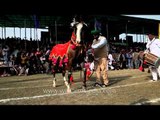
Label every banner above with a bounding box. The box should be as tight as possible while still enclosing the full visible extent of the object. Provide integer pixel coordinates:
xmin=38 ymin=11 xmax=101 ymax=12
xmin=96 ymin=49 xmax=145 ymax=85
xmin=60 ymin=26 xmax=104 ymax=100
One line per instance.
xmin=33 ymin=15 xmax=39 ymax=28
xmin=94 ymin=18 xmax=101 ymax=31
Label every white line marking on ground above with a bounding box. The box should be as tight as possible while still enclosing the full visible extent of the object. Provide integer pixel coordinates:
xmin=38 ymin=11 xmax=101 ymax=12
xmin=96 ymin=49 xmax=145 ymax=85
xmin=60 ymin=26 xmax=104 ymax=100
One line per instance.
xmin=0 ymin=81 xmax=153 ymax=103
xmin=0 ymin=85 xmax=50 ymax=90
xmin=134 ymin=98 xmax=160 ymax=105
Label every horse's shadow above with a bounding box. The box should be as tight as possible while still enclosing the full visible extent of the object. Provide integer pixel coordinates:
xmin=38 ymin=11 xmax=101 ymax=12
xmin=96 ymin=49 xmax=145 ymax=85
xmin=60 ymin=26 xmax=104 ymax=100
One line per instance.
xmin=108 ymin=75 xmax=132 ymax=86
xmin=74 ymin=74 xmax=132 ymax=91
xmin=91 ymin=75 xmax=132 ymax=85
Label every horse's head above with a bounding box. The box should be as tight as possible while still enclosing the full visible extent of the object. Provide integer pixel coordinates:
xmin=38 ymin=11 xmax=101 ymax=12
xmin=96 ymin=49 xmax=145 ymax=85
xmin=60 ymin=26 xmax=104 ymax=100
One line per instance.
xmin=70 ymin=17 xmax=87 ymax=44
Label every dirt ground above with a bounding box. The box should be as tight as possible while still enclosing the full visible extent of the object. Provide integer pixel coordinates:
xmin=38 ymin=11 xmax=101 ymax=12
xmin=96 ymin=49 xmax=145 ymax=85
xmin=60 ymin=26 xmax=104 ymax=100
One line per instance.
xmin=0 ymin=68 xmax=160 ymax=105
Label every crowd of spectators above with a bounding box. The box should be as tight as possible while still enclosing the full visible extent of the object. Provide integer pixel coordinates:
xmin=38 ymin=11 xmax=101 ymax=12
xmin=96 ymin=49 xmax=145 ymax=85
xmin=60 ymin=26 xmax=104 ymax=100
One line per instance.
xmin=0 ymin=37 xmax=147 ymax=77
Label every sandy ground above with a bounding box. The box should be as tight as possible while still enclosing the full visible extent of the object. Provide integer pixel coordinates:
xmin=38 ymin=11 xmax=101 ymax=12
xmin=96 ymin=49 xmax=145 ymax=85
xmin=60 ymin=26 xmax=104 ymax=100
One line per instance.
xmin=0 ymin=69 xmax=160 ymax=105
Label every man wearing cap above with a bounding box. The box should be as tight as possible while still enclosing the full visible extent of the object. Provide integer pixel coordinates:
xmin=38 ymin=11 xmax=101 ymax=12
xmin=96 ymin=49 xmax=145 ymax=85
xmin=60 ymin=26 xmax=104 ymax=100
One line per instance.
xmin=145 ymin=33 xmax=160 ymax=81
xmin=91 ymin=29 xmax=109 ymax=87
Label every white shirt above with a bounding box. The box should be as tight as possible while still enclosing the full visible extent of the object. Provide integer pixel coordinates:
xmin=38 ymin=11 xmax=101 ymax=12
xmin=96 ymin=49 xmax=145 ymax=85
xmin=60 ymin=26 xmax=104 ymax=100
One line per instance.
xmin=108 ymin=53 xmax=114 ymax=65
xmin=146 ymin=38 xmax=160 ymax=57
xmin=108 ymin=54 xmax=114 ymax=61
xmin=91 ymin=36 xmax=107 ymax=49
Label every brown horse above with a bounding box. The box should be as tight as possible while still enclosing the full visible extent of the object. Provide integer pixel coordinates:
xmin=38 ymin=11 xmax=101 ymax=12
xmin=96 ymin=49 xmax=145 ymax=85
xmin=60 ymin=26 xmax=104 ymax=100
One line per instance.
xmin=49 ymin=18 xmax=88 ymax=93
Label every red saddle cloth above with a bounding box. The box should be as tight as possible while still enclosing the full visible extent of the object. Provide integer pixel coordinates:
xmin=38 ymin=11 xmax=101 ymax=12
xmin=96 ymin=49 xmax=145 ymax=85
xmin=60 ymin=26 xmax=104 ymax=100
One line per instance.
xmin=49 ymin=41 xmax=70 ymax=59
xmin=49 ymin=32 xmax=77 ymax=60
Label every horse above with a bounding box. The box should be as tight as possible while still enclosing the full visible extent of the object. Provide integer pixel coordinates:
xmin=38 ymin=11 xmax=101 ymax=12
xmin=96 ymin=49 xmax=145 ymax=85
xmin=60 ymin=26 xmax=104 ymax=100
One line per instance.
xmin=49 ymin=17 xmax=88 ymax=93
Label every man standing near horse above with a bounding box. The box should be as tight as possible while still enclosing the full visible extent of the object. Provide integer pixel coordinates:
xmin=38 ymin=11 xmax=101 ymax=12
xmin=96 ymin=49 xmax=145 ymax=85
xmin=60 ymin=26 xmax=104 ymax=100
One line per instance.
xmin=91 ymin=29 xmax=109 ymax=87
xmin=145 ymin=32 xmax=160 ymax=81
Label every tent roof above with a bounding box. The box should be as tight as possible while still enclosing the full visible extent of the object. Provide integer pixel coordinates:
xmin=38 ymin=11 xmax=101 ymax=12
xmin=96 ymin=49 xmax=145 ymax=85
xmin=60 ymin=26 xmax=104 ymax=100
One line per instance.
xmin=0 ymin=14 xmax=159 ymax=35
xmin=0 ymin=15 xmax=74 ymax=28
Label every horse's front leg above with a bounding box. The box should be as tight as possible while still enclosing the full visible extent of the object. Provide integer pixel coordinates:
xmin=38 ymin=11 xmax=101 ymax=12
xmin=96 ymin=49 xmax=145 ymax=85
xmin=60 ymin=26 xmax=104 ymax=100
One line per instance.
xmin=61 ymin=68 xmax=71 ymax=93
xmin=65 ymin=69 xmax=72 ymax=93
xmin=64 ymin=62 xmax=75 ymax=93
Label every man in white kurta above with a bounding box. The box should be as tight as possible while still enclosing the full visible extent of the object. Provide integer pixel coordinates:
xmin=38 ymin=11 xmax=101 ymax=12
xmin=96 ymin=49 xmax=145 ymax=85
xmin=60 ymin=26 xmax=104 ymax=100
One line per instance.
xmin=146 ymin=34 xmax=160 ymax=81
xmin=91 ymin=30 xmax=109 ymax=87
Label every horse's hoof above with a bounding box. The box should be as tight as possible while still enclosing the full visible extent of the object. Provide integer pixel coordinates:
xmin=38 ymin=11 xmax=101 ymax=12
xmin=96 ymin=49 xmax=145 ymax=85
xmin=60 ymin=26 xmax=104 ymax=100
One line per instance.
xmin=82 ymin=85 xmax=87 ymax=90
xmin=67 ymin=89 xmax=71 ymax=93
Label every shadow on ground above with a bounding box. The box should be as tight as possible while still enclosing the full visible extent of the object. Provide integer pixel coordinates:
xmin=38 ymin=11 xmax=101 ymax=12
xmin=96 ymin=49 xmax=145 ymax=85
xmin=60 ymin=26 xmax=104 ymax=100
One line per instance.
xmin=130 ymin=98 xmax=151 ymax=105
xmin=73 ymin=75 xmax=132 ymax=91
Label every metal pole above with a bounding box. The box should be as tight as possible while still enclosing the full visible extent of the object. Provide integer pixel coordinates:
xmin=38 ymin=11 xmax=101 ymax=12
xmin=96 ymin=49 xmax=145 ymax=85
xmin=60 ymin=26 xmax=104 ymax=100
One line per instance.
xmin=25 ymin=21 xmax=26 ymax=39
xmin=125 ymin=22 xmax=128 ymax=45
xmin=106 ymin=22 xmax=110 ymax=52
xmin=136 ymin=34 xmax=138 ymax=42
xmin=36 ymin=28 xmax=39 ymax=48
xmin=14 ymin=27 xmax=16 ymax=38
xmin=106 ymin=23 xmax=109 ymax=40
xmin=4 ymin=20 xmax=6 ymax=39
xmin=1 ymin=27 xmax=3 ymax=39
xmin=20 ymin=27 xmax=21 ymax=39
xmin=139 ymin=34 xmax=141 ymax=43
xmin=34 ymin=29 xmax=35 ymax=40
xmin=4 ymin=27 xmax=6 ymax=45
xmin=24 ymin=19 xmax=27 ymax=50
xmin=55 ymin=21 xmax=57 ymax=44
xmin=30 ymin=28 xmax=31 ymax=40
xmin=1 ymin=27 xmax=3 ymax=46
xmin=19 ymin=27 xmax=21 ymax=43
xmin=4 ymin=27 xmax=6 ymax=39
xmin=49 ymin=27 xmax=52 ymax=43
xmin=142 ymin=27 xmax=145 ymax=43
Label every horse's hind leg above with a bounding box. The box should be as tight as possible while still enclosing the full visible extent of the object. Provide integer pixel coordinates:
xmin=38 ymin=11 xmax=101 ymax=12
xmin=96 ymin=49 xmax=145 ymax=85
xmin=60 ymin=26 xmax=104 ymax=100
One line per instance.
xmin=52 ymin=66 xmax=56 ymax=87
xmin=53 ymin=73 xmax=56 ymax=87
xmin=82 ymin=68 xmax=87 ymax=90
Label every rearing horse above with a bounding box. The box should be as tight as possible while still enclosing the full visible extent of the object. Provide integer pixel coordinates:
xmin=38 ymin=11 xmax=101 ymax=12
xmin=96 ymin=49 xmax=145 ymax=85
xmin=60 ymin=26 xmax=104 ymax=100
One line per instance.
xmin=49 ymin=18 xmax=87 ymax=93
